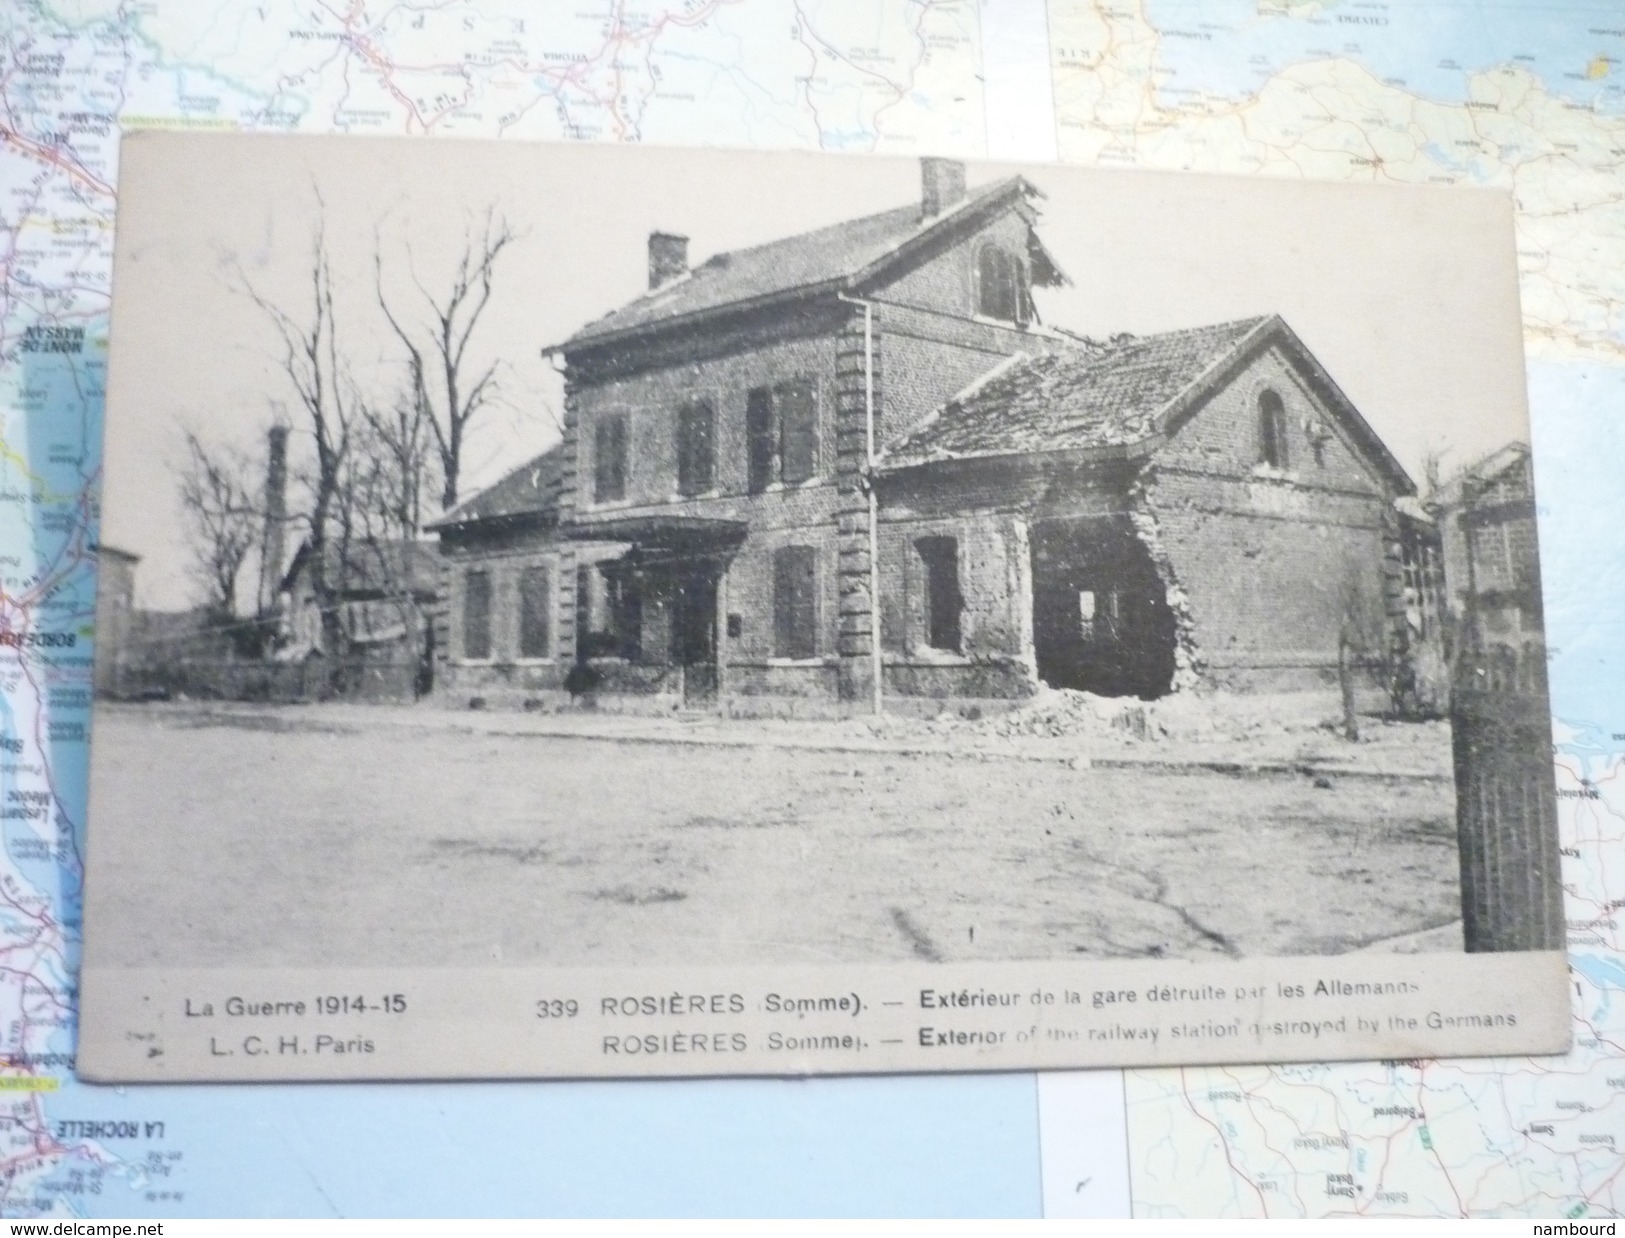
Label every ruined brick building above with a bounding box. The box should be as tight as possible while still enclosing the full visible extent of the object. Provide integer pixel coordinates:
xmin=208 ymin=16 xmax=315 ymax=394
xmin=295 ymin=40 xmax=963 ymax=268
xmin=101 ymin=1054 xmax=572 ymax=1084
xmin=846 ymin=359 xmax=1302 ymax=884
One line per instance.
xmin=431 ymin=158 xmax=1435 ymax=712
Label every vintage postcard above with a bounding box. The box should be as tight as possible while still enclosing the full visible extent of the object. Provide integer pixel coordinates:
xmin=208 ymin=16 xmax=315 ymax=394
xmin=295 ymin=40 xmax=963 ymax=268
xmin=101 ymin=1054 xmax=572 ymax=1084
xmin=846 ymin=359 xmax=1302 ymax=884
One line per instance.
xmin=78 ymin=132 xmax=1568 ymax=1081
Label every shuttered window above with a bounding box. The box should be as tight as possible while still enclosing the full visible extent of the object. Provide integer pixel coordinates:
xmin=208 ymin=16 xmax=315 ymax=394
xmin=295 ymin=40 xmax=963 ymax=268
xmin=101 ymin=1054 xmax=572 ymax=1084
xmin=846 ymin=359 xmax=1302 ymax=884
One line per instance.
xmin=772 ymin=545 xmax=818 ymax=660
xmin=746 ymin=387 xmax=776 ymax=493
xmin=977 ymin=246 xmax=1021 ymax=322
xmin=462 ymin=569 xmax=492 ymax=660
xmin=917 ymin=536 xmax=962 ymax=652
xmin=778 ymin=379 xmax=818 ymax=484
xmin=517 ymin=565 xmax=551 ymax=659
xmin=594 ymin=413 xmax=629 ymax=502
xmin=676 ymin=398 xmax=716 ymax=496
xmin=745 ymin=381 xmax=818 ymax=490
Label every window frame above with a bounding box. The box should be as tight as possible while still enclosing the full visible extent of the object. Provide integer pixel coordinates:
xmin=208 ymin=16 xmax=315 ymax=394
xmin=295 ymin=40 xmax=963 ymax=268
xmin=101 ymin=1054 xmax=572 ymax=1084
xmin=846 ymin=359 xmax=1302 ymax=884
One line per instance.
xmin=975 ymin=243 xmax=1027 ymax=325
xmin=916 ymin=535 xmax=963 ymax=654
xmin=1258 ymin=389 xmax=1290 ymax=471
xmin=745 ymin=379 xmax=821 ymax=492
xmin=593 ymin=412 xmax=630 ymax=504
xmin=515 ymin=563 xmax=553 ymax=662
xmin=1077 ymin=587 xmax=1121 ymax=647
xmin=771 ymin=543 xmax=820 ymax=662
xmin=675 ymin=396 xmax=717 ymax=498
xmin=460 ymin=567 xmax=493 ymax=662
xmin=746 ymin=386 xmax=777 ymax=494
xmin=777 ymin=377 xmax=819 ymax=485
xmin=575 ymin=562 xmax=642 ymax=663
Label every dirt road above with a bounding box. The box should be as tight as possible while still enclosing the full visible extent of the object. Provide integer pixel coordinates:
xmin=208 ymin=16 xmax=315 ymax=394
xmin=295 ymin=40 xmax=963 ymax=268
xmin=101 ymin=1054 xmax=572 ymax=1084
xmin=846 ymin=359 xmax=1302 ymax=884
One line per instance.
xmin=86 ymin=703 xmax=1462 ymax=967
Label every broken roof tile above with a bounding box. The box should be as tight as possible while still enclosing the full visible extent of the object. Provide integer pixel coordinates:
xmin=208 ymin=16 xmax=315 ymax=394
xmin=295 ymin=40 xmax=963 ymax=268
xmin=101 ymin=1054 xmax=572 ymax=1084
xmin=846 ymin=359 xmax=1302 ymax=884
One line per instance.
xmin=879 ymin=317 xmax=1270 ymax=469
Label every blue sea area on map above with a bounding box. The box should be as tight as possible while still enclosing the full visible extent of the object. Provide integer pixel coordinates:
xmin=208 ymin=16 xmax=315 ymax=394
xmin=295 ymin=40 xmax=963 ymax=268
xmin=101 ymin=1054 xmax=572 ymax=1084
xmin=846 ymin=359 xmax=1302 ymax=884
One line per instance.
xmin=42 ymin=1073 xmax=1042 ymax=1217
xmin=1143 ymin=0 xmax=1625 ymax=112
xmin=1528 ymin=360 xmax=1625 ymax=735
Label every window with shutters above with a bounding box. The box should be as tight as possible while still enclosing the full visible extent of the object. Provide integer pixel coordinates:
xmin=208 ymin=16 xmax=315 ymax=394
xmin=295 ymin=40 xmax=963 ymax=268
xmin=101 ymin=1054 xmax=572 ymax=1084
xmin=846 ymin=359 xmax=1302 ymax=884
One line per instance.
xmin=976 ymin=245 xmax=1024 ymax=323
xmin=744 ymin=380 xmax=819 ymax=491
xmin=676 ymin=398 xmax=715 ymax=496
xmin=746 ymin=387 xmax=776 ymax=493
xmin=772 ymin=544 xmax=818 ymax=660
xmin=778 ymin=378 xmax=818 ymax=484
xmin=462 ymin=568 xmax=492 ymax=660
xmin=1258 ymin=390 xmax=1289 ymax=470
xmin=517 ymin=565 xmax=551 ymax=659
xmin=917 ymin=536 xmax=962 ymax=653
xmin=593 ymin=413 xmax=629 ymax=503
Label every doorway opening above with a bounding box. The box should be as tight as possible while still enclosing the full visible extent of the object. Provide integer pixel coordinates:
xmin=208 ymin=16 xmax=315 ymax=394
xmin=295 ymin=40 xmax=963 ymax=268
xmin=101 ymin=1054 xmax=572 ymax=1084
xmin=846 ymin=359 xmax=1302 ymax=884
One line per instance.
xmin=670 ymin=567 xmax=718 ymax=705
xmin=1030 ymin=516 xmax=1177 ymax=700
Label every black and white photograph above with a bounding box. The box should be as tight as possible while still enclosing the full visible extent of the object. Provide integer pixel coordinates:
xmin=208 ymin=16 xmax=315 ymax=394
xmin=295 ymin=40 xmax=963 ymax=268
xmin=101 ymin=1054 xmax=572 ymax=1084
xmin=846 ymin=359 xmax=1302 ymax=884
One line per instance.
xmin=79 ymin=133 xmax=1569 ymax=1080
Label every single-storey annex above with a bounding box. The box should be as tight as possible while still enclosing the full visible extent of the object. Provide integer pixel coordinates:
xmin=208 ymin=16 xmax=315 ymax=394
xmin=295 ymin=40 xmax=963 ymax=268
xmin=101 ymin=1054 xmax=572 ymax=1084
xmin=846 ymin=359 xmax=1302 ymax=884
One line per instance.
xmin=430 ymin=158 xmax=1440 ymax=713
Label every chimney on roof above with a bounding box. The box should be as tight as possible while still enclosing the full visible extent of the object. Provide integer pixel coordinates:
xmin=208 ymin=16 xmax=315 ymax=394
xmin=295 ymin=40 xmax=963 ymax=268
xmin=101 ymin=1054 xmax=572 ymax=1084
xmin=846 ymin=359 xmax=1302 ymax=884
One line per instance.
xmin=648 ymin=232 xmax=689 ymax=290
xmin=920 ymin=157 xmax=966 ymax=218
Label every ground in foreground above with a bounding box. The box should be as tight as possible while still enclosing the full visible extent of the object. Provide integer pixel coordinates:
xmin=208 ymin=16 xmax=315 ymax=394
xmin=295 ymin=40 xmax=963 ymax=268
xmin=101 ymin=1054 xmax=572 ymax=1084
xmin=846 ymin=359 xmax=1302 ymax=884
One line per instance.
xmin=86 ymin=703 xmax=1462 ymax=967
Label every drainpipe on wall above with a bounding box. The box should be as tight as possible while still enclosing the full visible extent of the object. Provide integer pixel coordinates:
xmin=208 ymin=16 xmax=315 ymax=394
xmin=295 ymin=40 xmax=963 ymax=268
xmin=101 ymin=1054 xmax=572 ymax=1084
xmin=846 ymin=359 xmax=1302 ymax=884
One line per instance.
xmin=838 ymin=293 xmax=883 ymax=717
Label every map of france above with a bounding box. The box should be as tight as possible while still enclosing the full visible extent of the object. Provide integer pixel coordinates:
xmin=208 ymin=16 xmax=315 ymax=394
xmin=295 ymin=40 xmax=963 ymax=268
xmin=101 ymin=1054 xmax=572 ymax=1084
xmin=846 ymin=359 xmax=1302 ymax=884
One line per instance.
xmin=1 ymin=0 xmax=1622 ymax=1216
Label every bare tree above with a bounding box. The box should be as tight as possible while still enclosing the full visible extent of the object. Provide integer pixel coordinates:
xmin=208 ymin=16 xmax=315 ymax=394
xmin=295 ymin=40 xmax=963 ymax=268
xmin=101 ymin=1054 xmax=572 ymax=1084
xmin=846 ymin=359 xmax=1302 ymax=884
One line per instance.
xmin=376 ymin=207 xmax=518 ymax=511
xmin=346 ymin=385 xmax=442 ymax=620
xmin=176 ymin=429 xmax=260 ymax=619
xmin=239 ymin=209 xmax=356 ymax=648
xmin=356 ymin=378 xmax=441 ymax=543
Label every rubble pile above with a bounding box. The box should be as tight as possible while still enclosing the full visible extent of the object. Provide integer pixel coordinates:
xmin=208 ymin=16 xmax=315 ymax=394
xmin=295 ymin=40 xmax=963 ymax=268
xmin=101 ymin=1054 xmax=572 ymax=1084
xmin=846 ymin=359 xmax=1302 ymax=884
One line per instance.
xmin=977 ymin=688 xmax=1156 ymax=741
xmin=967 ymin=687 xmax=1335 ymax=745
xmin=851 ymin=687 xmax=1410 ymax=755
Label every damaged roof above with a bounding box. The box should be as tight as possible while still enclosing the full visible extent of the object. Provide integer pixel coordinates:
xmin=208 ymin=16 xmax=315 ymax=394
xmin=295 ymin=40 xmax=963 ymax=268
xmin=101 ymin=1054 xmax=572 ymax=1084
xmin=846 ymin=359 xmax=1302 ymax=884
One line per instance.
xmin=879 ymin=314 xmax=1415 ymax=494
xmin=428 ymin=444 xmax=563 ymax=531
xmin=881 ymin=318 xmax=1267 ymax=468
xmin=563 ymin=177 xmax=1065 ymax=350
xmin=1432 ymin=440 xmax=1531 ymax=509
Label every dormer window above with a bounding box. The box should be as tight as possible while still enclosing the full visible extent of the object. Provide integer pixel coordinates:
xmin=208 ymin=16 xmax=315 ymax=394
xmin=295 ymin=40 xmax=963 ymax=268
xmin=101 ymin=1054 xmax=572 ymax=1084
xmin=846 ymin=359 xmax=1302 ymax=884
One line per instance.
xmin=1258 ymin=389 xmax=1289 ymax=469
xmin=976 ymin=244 xmax=1026 ymax=323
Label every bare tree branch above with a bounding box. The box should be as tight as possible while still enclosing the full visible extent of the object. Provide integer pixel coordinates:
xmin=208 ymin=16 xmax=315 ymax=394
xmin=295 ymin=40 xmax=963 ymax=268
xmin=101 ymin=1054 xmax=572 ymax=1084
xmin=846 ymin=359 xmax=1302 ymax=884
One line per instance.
xmin=235 ymin=203 xmax=355 ymax=650
xmin=176 ymin=429 xmax=261 ymax=619
xmin=376 ymin=205 xmax=520 ymax=510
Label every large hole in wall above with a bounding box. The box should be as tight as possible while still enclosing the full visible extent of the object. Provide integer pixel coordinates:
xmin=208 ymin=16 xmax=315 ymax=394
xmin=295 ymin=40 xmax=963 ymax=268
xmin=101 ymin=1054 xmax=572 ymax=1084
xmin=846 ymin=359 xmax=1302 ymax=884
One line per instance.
xmin=1030 ymin=516 xmax=1177 ymax=700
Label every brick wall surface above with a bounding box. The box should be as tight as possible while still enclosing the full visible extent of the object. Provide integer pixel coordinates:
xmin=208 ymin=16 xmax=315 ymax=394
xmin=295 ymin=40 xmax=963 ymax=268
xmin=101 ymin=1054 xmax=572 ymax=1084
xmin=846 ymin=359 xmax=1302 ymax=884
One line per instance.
xmin=879 ymin=327 xmax=1022 ymax=447
xmin=438 ymin=532 xmax=568 ymax=675
xmin=881 ymin=210 xmax=1034 ymax=319
xmin=571 ymin=328 xmax=840 ymax=512
xmin=1149 ymin=346 xmax=1394 ymax=688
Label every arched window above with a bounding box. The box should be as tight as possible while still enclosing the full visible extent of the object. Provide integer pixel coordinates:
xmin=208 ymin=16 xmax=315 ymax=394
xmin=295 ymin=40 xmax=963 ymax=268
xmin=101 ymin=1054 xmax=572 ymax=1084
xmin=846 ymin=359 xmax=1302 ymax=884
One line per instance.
xmin=977 ymin=245 xmax=1022 ymax=322
xmin=1258 ymin=389 xmax=1289 ymax=469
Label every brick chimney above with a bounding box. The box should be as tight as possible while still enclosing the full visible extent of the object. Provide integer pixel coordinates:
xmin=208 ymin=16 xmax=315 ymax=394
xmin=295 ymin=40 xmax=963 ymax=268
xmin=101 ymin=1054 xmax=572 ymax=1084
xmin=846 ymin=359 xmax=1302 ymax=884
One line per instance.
xmin=920 ymin=157 xmax=966 ymax=218
xmin=257 ymin=423 xmax=289 ymax=616
xmin=648 ymin=232 xmax=689 ymax=290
